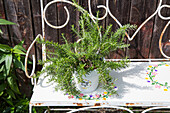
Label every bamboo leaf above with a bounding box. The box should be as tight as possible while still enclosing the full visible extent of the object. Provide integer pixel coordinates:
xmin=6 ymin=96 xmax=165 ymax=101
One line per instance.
xmin=0 ymin=44 xmax=12 ymax=52
xmin=5 ymin=54 xmax=12 ymax=75
xmin=13 ymin=56 xmax=25 ymax=71
xmin=0 ymin=91 xmax=3 ymax=96
xmin=7 ymin=77 xmax=20 ymax=94
xmin=6 ymin=89 xmax=16 ymax=99
xmin=13 ymin=45 xmax=26 ymax=52
xmin=18 ymin=40 xmax=24 ymax=46
xmin=0 ymin=19 xmax=16 ymax=25
xmin=13 ymin=48 xmax=25 ymax=55
xmin=0 ymin=54 xmax=6 ymax=64
xmin=0 ymin=29 xmax=3 ymax=34
xmin=0 ymin=65 xmax=4 ymax=72
xmin=3 ymin=96 xmax=14 ymax=106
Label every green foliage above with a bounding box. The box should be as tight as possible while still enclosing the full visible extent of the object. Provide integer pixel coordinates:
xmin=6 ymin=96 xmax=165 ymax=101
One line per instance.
xmin=0 ymin=19 xmax=16 ymax=25
xmin=0 ymin=19 xmax=16 ymax=34
xmin=0 ymin=29 xmax=2 ymax=34
xmin=0 ymin=41 xmax=29 ymax=113
xmin=39 ymin=6 xmax=136 ymax=96
xmin=0 ymin=18 xmax=29 ymax=112
xmin=1 ymin=97 xmax=29 ymax=113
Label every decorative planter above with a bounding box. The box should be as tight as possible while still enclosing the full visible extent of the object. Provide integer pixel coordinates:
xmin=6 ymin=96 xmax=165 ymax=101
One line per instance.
xmin=73 ymin=70 xmax=99 ymax=93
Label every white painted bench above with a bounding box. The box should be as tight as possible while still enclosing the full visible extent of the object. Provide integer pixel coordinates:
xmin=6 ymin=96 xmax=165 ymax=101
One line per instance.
xmin=25 ymin=0 xmax=170 ymax=112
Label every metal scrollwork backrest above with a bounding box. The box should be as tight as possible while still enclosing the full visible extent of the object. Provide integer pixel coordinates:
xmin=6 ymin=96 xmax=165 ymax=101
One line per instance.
xmin=25 ymin=0 xmax=170 ymax=79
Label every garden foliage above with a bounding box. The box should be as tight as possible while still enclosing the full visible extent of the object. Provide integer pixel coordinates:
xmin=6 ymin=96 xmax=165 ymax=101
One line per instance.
xmin=0 ymin=19 xmax=29 ymax=113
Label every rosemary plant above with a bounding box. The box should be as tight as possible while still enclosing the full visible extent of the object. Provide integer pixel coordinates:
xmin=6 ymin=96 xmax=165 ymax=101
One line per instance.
xmin=38 ymin=8 xmax=136 ymax=96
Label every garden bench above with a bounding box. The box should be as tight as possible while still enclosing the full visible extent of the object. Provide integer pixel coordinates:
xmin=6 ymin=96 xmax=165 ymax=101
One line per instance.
xmin=25 ymin=0 xmax=170 ymax=112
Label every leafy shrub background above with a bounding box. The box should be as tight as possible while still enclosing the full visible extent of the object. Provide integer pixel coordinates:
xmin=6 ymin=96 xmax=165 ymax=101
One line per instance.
xmin=0 ymin=19 xmax=30 ymax=113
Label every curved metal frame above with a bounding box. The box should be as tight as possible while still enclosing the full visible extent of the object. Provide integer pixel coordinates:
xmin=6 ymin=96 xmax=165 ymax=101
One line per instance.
xmin=158 ymin=5 xmax=170 ymax=59
xmin=141 ymin=106 xmax=170 ymax=113
xmin=159 ymin=21 xmax=170 ymax=59
xmin=67 ymin=106 xmax=134 ymax=113
xmin=43 ymin=106 xmax=170 ymax=113
xmin=25 ymin=34 xmax=43 ymax=79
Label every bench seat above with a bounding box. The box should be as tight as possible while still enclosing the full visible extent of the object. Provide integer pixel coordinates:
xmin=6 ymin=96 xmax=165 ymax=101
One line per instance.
xmin=30 ymin=62 xmax=170 ymax=107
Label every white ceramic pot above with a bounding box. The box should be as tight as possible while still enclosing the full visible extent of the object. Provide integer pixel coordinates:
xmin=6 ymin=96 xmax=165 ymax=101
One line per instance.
xmin=73 ymin=70 xmax=99 ymax=93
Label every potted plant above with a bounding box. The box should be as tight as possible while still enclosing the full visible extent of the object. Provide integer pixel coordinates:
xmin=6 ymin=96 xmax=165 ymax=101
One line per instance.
xmin=38 ymin=7 xmax=135 ymax=98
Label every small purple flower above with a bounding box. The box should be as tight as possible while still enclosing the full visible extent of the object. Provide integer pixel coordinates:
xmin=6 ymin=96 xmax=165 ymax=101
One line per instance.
xmin=89 ymin=95 xmax=93 ymax=98
xmin=155 ymin=70 xmax=158 ymax=72
xmin=147 ymin=81 xmax=150 ymax=83
xmin=114 ymin=86 xmax=117 ymax=89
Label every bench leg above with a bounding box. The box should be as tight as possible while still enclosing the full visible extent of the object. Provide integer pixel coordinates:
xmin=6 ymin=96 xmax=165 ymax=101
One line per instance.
xmin=29 ymin=104 xmax=32 ymax=113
